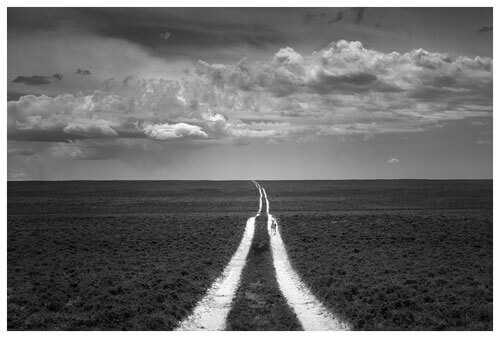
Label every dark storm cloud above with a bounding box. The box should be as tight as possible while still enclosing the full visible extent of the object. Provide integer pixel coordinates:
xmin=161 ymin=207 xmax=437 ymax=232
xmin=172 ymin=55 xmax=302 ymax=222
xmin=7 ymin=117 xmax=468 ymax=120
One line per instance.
xmin=302 ymin=12 xmax=316 ymax=25
xmin=7 ymin=129 xmax=84 ymax=143
xmin=102 ymin=22 xmax=281 ymax=52
xmin=328 ymin=11 xmax=344 ymax=24
xmin=7 ymin=121 xmax=144 ymax=143
xmin=429 ymin=75 xmax=458 ymax=87
xmin=328 ymin=72 xmax=377 ymax=86
xmin=7 ymin=7 xmax=65 ymax=31
xmin=407 ymin=85 xmax=492 ymax=107
xmin=8 ymin=8 xmax=287 ymax=61
xmin=8 ymin=126 xmax=154 ymax=144
xmin=477 ymin=25 xmax=493 ymax=33
xmin=75 ymin=68 xmax=91 ymax=75
xmin=479 ymin=8 xmax=493 ymax=20
xmin=351 ymin=8 xmax=366 ymax=24
xmin=8 ymin=91 xmax=34 ymax=101
xmin=12 ymin=74 xmax=63 ymax=85
xmin=309 ymin=71 xmax=402 ymax=95
xmin=311 ymin=71 xmax=378 ymax=92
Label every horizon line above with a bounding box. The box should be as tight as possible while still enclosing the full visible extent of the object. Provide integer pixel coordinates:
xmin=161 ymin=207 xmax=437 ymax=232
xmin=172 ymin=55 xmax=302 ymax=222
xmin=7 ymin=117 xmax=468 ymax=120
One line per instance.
xmin=7 ymin=178 xmax=494 ymax=182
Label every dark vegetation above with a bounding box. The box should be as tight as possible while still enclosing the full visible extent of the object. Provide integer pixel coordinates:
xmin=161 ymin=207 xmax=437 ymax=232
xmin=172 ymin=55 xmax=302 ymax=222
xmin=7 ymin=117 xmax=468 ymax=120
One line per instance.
xmin=265 ymin=180 xmax=492 ymax=212
xmin=8 ymin=181 xmax=257 ymax=330
xmin=265 ymin=180 xmax=493 ymax=330
xmin=8 ymin=181 xmax=258 ymax=215
xmin=226 ymin=214 xmax=301 ymax=330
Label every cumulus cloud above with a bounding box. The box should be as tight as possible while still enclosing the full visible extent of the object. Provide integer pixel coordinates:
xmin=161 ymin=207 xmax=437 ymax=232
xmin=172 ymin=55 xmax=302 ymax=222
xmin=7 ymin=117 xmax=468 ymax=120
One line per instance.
xmin=7 ymin=40 xmax=493 ymax=159
xmin=63 ymin=120 xmax=118 ymax=137
xmin=195 ymin=40 xmax=491 ymax=125
xmin=7 ymin=94 xmax=131 ymax=141
xmin=199 ymin=113 xmax=292 ymax=141
xmin=387 ymin=158 xmax=400 ymax=163
xmin=142 ymin=122 xmax=207 ymax=140
xmin=273 ymin=47 xmax=304 ymax=65
xmin=12 ymin=74 xmax=63 ymax=85
xmin=198 ymin=40 xmax=491 ymax=97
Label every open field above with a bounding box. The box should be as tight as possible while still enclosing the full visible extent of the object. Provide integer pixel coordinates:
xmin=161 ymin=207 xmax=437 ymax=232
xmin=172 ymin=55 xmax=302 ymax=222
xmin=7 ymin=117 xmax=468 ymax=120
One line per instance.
xmin=264 ymin=180 xmax=492 ymax=212
xmin=265 ymin=180 xmax=493 ymax=330
xmin=8 ymin=181 xmax=257 ymax=330
xmin=8 ymin=181 xmax=258 ymax=215
xmin=8 ymin=180 xmax=493 ymax=330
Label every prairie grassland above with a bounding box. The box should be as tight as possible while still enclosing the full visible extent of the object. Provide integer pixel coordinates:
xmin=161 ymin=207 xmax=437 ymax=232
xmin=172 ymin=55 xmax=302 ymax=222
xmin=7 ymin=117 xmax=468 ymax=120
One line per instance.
xmin=265 ymin=180 xmax=492 ymax=330
xmin=8 ymin=181 xmax=257 ymax=330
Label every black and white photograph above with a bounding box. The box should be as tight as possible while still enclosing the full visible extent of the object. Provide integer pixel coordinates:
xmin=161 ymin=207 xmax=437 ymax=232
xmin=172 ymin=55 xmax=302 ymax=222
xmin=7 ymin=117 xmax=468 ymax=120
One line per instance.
xmin=5 ymin=3 xmax=494 ymax=331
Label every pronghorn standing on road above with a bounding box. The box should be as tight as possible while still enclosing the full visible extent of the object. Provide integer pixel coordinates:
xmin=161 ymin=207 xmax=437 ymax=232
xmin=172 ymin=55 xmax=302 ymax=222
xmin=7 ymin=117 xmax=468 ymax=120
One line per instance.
xmin=271 ymin=217 xmax=277 ymax=236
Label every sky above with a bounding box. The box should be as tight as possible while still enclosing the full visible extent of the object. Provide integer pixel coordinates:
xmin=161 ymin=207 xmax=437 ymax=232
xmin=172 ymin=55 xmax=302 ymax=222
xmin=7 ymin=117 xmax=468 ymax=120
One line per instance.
xmin=7 ymin=7 xmax=493 ymax=180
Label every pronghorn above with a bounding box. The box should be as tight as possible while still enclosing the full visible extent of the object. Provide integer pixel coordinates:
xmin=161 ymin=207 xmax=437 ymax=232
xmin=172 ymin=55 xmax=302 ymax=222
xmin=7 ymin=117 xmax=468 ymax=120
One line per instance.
xmin=271 ymin=217 xmax=277 ymax=236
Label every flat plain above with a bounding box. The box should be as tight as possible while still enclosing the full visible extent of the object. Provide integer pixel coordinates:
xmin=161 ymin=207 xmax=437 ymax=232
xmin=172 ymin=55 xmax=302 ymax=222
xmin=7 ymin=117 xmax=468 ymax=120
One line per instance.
xmin=8 ymin=180 xmax=493 ymax=330
xmin=264 ymin=180 xmax=493 ymax=330
xmin=8 ymin=181 xmax=257 ymax=330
